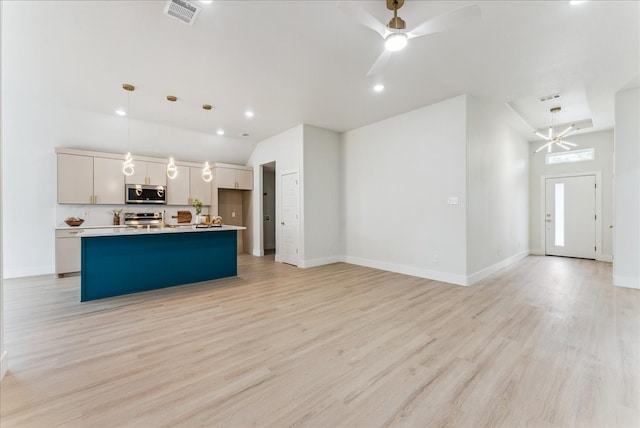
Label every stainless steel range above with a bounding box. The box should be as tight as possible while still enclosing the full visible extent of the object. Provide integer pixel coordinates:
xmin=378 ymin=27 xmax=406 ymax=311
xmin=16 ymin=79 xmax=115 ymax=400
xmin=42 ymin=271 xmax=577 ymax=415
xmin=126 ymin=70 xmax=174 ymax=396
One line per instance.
xmin=124 ymin=211 xmax=165 ymax=228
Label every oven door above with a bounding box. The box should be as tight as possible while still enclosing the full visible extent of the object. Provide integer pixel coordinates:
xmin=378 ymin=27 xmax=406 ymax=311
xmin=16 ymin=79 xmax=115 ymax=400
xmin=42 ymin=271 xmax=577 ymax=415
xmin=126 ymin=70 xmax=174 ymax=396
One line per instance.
xmin=125 ymin=184 xmax=167 ymax=204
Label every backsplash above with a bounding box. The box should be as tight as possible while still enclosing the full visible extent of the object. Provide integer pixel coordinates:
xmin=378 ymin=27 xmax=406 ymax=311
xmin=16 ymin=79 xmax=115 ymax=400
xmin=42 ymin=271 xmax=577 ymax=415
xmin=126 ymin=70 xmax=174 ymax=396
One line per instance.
xmin=56 ymin=204 xmax=211 ymax=227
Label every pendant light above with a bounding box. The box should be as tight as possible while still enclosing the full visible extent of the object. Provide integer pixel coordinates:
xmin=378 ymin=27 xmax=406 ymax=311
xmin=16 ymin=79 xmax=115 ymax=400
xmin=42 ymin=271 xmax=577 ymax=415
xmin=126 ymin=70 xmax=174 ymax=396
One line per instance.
xmin=202 ymin=104 xmax=213 ymax=183
xmin=166 ymin=95 xmax=178 ymax=179
xmin=122 ymin=83 xmax=135 ymax=176
xmin=534 ymin=107 xmax=580 ymax=153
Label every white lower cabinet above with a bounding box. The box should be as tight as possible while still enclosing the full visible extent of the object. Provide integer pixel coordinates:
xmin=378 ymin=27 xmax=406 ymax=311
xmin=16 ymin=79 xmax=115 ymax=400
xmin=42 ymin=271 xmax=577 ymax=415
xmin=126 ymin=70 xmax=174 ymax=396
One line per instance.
xmin=55 ymin=229 xmax=82 ymax=276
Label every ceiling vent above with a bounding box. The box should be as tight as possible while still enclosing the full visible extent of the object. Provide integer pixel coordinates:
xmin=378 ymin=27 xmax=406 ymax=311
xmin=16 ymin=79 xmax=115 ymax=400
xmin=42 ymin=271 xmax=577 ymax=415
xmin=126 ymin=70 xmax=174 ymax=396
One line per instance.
xmin=164 ymin=0 xmax=201 ymax=25
xmin=539 ymin=93 xmax=561 ymax=102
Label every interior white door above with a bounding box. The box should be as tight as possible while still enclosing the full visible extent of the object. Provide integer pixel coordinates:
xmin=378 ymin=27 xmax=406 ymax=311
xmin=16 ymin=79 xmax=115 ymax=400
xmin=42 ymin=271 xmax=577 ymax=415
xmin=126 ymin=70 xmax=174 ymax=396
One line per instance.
xmin=545 ymin=175 xmax=596 ymax=259
xmin=280 ymin=172 xmax=299 ymax=266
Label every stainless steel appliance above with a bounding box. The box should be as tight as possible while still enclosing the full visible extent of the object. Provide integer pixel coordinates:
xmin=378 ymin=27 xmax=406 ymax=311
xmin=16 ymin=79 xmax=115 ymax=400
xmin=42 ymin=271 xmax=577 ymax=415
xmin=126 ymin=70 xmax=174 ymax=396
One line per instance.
xmin=124 ymin=211 xmax=165 ymax=228
xmin=125 ymin=184 xmax=167 ymax=204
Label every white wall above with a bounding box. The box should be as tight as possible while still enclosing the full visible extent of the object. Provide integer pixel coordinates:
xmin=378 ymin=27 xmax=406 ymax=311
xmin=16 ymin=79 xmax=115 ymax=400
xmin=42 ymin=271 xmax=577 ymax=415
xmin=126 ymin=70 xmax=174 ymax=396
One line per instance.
xmin=341 ymin=95 xmax=468 ymax=285
xmin=466 ymin=96 xmax=530 ymax=282
xmin=613 ymin=87 xmax=640 ymax=289
xmin=0 ymin=0 xmax=7 ymax=379
xmin=529 ymin=130 xmax=614 ymax=260
xmin=1 ymin=96 xmax=255 ymax=278
xmin=301 ymin=125 xmax=341 ymax=267
xmin=247 ymin=125 xmax=303 ymax=259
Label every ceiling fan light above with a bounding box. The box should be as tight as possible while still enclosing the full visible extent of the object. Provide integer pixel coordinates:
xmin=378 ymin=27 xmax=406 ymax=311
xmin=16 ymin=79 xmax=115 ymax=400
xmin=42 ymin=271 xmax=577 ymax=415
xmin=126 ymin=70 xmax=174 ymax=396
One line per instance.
xmin=385 ymin=33 xmax=407 ymax=52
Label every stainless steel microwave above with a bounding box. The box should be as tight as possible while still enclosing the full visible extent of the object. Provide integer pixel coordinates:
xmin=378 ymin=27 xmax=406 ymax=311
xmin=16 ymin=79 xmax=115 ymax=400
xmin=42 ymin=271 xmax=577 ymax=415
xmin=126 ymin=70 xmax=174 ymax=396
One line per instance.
xmin=125 ymin=184 xmax=167 ymax=204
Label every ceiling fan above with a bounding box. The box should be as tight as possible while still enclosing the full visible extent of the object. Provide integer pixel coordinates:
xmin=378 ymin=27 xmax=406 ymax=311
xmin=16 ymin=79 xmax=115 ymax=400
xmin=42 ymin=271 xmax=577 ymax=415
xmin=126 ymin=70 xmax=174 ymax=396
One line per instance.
xmin=534 ymin=107 xmax=580 ymax=153
xmin=339 ymin=0 xmax=481 ymax=76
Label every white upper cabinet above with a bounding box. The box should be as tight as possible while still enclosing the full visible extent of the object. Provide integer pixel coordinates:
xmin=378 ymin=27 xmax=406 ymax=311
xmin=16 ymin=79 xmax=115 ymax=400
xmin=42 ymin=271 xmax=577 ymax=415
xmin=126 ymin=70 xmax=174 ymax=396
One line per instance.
xmin=190 ymin=167 xmax=212 ymax=206
xmin=58 ymin=154 xmax=94 ymax=204
xmin=93 ymin=157 xmax=125 ymax=205
xmin=166 ymin=165 xmax=190 ymax=206
xmin=166 ymin=166 xmax=212 ymax=206
xmin=215 ymin=165 xmax=253 ymax=190
xmin=125 ymin=160 xmax=167 ymax=186
xmin=57 ymin=154 xmax=123 ymax=205
xmin=215 ymin=167 xmax=237 ymax=189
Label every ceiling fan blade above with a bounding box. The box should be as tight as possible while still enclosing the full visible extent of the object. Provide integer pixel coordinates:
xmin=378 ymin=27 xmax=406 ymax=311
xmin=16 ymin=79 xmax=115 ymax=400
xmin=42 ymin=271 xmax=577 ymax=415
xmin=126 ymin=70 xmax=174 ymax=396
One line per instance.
xmin=406 ymin=4 xmax=481 ymax=40
xmin=562 ymin=141 xmax=578 ymax=146
xmin=338 ymin=1 xmax=389 ymax=39
xmin=556 ymin=142 xmax=572 ymax=150
xmin=366 ymin=50 xmax=393 ymax=77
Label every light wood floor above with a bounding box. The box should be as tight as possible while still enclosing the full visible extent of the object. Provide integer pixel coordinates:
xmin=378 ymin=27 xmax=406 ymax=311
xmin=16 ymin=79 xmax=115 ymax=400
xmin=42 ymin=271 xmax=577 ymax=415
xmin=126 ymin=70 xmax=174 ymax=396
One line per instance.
xmin=1 ymin=255 xmax=638 ymax=427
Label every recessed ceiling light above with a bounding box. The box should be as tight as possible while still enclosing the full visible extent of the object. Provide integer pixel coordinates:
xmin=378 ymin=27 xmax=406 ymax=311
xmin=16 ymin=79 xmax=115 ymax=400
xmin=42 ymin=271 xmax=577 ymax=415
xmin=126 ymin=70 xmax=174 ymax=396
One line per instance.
xmin=216 ymin=129 xmax=225 ymax=136
xmin=115 ymin=109 xmax=126 ymax=116
xmin=373 ymin=84 xmax=385 ymax=92
xmin=241 ymin=132 xmax=250 ymax=137
xmin=569 ymin=0 xmax=585 ymax=4
xmin=245 ymin=111 xmax=254 ymax=118
xmin=200 ymin=0 xmax=213 ymax=4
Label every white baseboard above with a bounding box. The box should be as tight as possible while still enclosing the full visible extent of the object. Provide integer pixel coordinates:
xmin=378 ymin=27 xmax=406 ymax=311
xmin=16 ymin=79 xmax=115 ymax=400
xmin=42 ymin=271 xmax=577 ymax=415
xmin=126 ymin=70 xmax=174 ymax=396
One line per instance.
xmin=529 ymin=248 xmax=544 ymax=256
xmin=342 ymin=256 xmax=468 ymax=286
xmin=1 ymin=351 xmax=8 ymax=381
xmin=465 ymin=250 xmax=530 ymax=286
xmin=613 ymin=275 xmax=640 ymax=289
xmin=597 ymin=254 xmax=613 ymax=262
xmin=252 ymin=249 xmax=264 ymax=257
xmin=298 ymin=256 xmax=342 ymax=268
xmin=3 ymin=265 xmax=55 ymax=279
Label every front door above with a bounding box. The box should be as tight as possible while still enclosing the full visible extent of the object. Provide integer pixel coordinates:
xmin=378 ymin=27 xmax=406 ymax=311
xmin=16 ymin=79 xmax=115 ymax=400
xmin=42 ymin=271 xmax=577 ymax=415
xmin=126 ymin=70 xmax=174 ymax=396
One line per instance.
xmin=280 ymin=172 xmax=299 ymax=266
xmin=545 ymin=175 xmax=596 ymax=259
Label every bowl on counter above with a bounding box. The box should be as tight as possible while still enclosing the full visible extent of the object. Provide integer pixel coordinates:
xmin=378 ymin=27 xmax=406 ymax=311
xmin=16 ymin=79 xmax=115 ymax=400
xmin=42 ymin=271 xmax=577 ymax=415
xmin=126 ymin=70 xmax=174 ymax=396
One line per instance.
xmin=64 ymin=217 xmax=85 ymax=227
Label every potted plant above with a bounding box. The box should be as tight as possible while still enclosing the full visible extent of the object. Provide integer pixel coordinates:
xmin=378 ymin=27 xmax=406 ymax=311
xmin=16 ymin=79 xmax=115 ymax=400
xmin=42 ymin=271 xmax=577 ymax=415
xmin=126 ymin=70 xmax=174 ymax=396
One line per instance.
xmin=192 ymin=198 xmax=203 ymax=224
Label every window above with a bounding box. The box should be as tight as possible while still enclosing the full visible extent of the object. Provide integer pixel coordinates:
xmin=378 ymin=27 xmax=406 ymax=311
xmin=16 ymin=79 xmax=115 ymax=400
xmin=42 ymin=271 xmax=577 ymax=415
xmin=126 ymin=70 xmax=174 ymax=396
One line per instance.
xmin=555 ymin=183 xmax=565 ymax=247
xmin=546 ymin=148 xmax=594 ymax=165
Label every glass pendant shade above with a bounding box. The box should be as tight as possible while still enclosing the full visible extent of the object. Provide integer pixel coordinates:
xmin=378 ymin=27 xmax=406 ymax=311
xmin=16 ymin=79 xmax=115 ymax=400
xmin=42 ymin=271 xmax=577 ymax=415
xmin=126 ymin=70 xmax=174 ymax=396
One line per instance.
xmin=167 ymin=157 xmax=178 ymax=179
xmin=202 ymin=161 xmax=213 ymax=182
xmin=123 ymin=152 xmax=135 ymax=176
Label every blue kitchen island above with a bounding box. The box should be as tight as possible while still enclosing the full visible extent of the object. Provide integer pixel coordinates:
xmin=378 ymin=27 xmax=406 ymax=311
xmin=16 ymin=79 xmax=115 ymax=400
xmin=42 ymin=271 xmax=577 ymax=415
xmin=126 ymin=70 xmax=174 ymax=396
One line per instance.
xmin=79 ymin=225 xmax=245 ymax=301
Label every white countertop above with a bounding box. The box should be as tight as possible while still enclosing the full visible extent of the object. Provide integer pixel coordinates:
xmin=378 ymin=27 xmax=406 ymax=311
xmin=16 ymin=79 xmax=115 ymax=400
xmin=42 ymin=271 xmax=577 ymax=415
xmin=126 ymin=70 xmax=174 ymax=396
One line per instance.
xmin=78 ymin=224 xmax=245 ymax=238
xmin=56 ymin=224 xmax=128 ymax=230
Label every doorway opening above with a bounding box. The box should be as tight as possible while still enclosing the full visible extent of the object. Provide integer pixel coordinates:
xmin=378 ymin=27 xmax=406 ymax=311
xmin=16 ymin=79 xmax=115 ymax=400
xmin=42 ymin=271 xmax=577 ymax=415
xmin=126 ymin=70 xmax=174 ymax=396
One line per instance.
xmin=262 ymin=162 xmax=276 ymax=257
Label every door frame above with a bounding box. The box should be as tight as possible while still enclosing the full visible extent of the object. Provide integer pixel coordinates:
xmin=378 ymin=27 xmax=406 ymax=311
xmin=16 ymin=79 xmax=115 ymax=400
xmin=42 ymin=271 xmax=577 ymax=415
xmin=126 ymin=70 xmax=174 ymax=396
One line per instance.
xmin=539 ymin=171 xmax=603 ymax=260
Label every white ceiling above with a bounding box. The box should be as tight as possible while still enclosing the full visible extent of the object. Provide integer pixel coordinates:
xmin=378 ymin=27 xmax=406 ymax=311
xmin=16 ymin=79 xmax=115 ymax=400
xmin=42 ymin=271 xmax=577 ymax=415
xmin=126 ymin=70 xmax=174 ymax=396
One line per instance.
xmin=3 ymin=0 xmax=639 ymax=146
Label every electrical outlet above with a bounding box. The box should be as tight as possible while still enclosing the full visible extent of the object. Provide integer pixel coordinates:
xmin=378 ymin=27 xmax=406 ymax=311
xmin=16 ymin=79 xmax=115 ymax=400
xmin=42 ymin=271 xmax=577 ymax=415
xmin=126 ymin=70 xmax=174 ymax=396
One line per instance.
xmin=447 ymin=196 xmax=459 ymax=205
xmin=83 ymin=211 xmax=88 ymax=217
xmin=432 ymin=254 xmax=439 ymax=263
xmin=231 ymin=212 xmax=236 ymax=218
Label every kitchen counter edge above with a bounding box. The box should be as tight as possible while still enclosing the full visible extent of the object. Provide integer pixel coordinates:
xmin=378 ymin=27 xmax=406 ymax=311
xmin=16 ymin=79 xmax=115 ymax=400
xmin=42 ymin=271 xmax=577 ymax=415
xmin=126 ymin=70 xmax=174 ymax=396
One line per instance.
xmin=78 ymin=225 xmax=246 ymax=238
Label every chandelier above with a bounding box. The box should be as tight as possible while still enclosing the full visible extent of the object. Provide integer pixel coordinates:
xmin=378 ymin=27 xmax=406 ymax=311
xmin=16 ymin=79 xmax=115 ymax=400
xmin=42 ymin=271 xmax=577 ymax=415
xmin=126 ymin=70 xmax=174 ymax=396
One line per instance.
xmin=535 ymin=107 xmax=579 ymax=153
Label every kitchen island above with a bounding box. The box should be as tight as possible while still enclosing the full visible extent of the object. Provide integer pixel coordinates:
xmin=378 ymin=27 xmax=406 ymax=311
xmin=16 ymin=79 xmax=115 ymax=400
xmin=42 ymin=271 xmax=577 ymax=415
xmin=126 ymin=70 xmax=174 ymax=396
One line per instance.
xmin=79 ymin=225 xmax=245 ymax=301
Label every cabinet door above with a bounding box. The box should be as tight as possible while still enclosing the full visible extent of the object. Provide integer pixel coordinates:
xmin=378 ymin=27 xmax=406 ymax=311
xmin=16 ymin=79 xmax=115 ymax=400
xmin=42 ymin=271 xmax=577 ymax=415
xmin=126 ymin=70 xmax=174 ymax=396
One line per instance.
xmin=236 ymin=169 xmax=253 ymax=190
xmin=124 ymin=159 xmax=147 ymax=185
xmin=216 ymin=167 xmax=237 ymax=189
xmin=55 ymin=234 xmax=81 ymax=274
xmin=147 ymin=162 xmax=167 ymax=186
xmin=93 ymin=157 xmax=124 ymax=204
xmin=190 ymin=167 xmax=212 ymax=206
xmin=58 ymin=154 xmax=94 ymax=204
xmin=167 ymin=165 xmax=190 ymax=205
